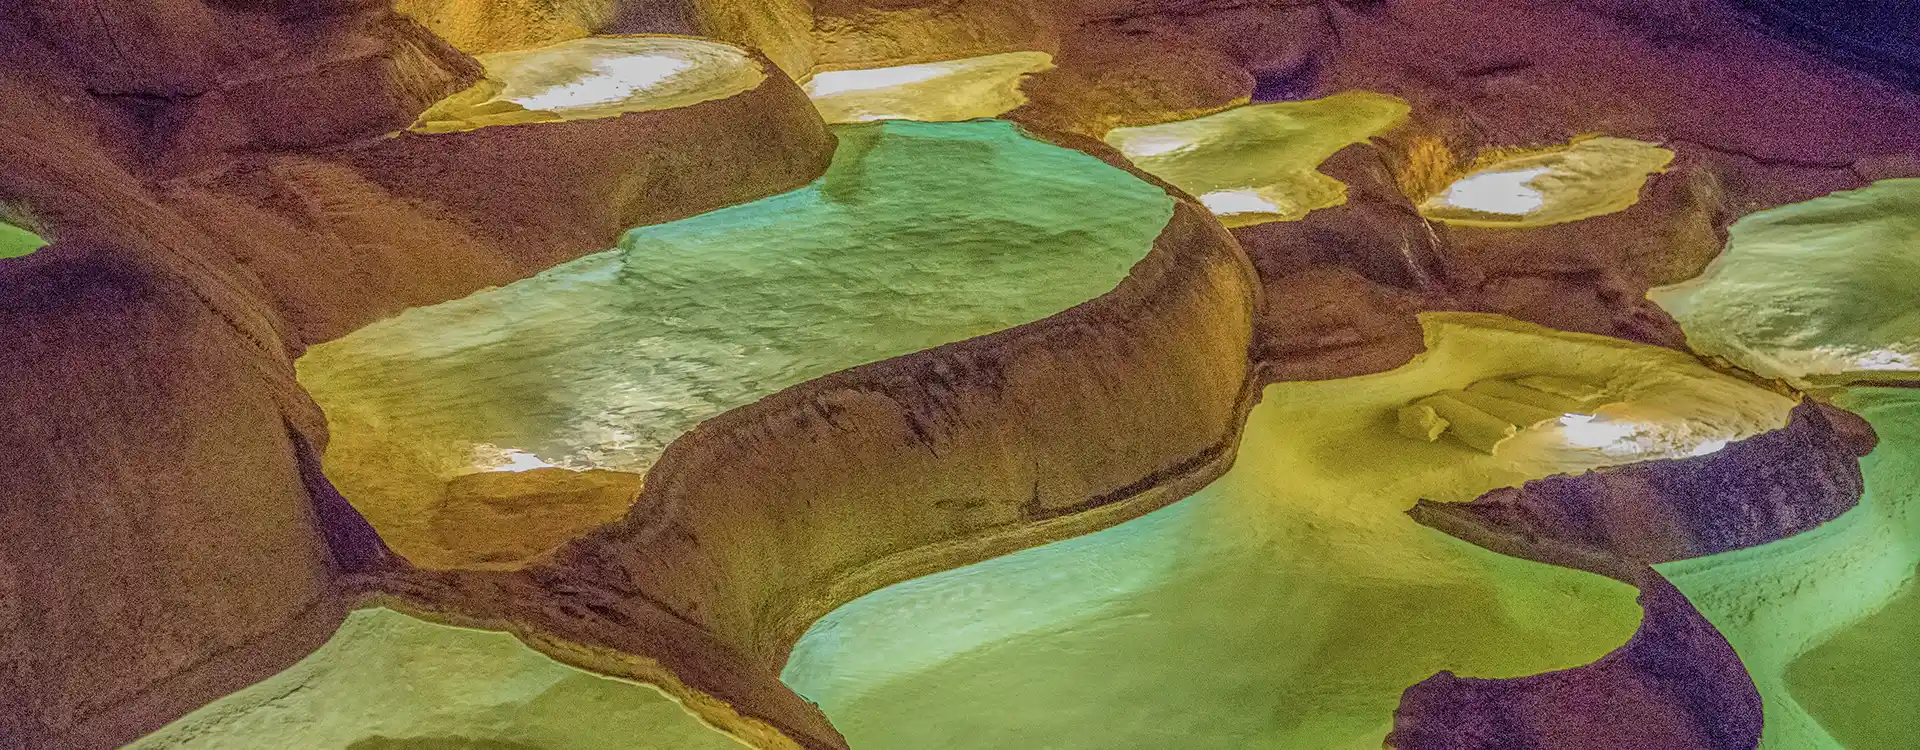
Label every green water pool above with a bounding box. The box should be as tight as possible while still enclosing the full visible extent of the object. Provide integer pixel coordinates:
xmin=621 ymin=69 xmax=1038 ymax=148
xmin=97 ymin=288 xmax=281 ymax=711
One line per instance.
xmin=1649 ymin=179 xmax=1920 ymax=386
xmin=780 ymin=314 xmax=1794 ymax=749
xmin=297 ymin=119 xmax=1174 ymax=568
xmin=1662 ymin=388 xmax=1920 ymax=750
xmin=129 ymin=608 xmax=743 ymax=749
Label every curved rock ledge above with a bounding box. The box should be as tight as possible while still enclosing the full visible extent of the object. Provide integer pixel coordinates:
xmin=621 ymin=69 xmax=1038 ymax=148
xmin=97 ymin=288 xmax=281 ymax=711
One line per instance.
xmin=164 ymin=45 xmax=834 ymax=347
xmin=1661 ymin=387 xmax=1920 ymax=749
xmin=8 ymin=2 xmax=1914 ymax=748
xmin=369 ymin=196 xmax=1260 ymax=749
xmin=0 ymin=24 xmax=833 ymax=749
xmin=774 ymin=314 xmax=1760 ymax=748
xmin=1391 ymin=569 xmax=1763 ymax=750
xmin=300 ymin=119 xmax=1179 ymax=570
xmin=1411 ymin=399 xmax=1876 ymax=581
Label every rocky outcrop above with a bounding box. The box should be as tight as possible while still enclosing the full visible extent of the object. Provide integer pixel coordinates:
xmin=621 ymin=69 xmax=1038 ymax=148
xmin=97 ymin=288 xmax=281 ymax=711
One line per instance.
xmin=1227 ymin=142 xmax=1440 ymax=381
xmin=1238 ymin=143 xmax=1452 ymax=293
xmin=163 ymin=45 xmax=833 ymax=346
xmin=0 ymin=10 xmax=834 ymax=748
xmin=1434 ymin=151 xmax=1725 ymax=349
xmin=0 ymin=241 xmax=348 ymax=749
xmin=6 ymin=0 xmax=1916 ymax=748
xmin=7 ymin=1 xmax=483 ymax=178
xmin=1390 ymin=570 xmax=1763 ymax=750
xmin=374 ymin=196 xmax=1260 ymax=750
xmin=1410 ymin=400 xmax=1877 ymax=580
xmin=1009 ymin=20 xmax=1251 ymax=135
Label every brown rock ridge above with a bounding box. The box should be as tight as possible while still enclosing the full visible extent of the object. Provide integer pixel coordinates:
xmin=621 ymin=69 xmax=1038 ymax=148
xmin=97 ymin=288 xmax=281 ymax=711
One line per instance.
xmin=3 ymin=11 xmax=1264 ymax=745
xmin=10 ymin=1 xmax=484 ymax=178
xmin=0 ymin=241 xmax=351 ymax=750
xmin=1232 ymin=142 xmax=1441 ymax=381
xmin=1325 ymin=0 xmax=1919 ymax=212
xmin=1427 ymin=149 xmax=1726 ymax=349
xmin=1409 ymin=399 xmax=1876 ymax=580
xmin=163 ymin=45 xmax=833 ymax=345
xmin=1390 ymin=569 xmax=1764 ymax=750
xmin=372 ymin=195 xmax=1262 ymax=749
xmin=0 ymin=15 xmax=832 ymax=749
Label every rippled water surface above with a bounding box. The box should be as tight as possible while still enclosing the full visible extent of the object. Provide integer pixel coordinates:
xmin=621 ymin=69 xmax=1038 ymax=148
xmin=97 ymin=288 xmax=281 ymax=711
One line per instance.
xmin=783 ymin=315 xmax=1794 ymax=749
xmin=298 ymin=119 xmax=1173 ymax=564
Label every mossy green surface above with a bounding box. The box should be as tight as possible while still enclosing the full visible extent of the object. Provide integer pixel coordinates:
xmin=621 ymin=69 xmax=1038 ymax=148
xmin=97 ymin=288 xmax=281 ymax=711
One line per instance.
xmin=1649 ymin=179 xmax=1920 ymax=385
xmin=0 ymin=220 xmax=45 ymax=259
xmin=781 ymin=314 xmax=1792 ymax=749
xmin=297 ymin=119 xmax=1174 ymax=568
xmin=129 ymin=608 xmax=745 ymax=749
xmin=1661 ymin=388 xmax=1920 ymax=750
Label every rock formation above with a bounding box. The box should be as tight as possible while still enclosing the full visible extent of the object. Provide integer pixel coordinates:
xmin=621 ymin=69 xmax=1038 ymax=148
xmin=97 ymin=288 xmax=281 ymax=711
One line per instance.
xmin=2 ymin=0 xmax=1917 ymax=749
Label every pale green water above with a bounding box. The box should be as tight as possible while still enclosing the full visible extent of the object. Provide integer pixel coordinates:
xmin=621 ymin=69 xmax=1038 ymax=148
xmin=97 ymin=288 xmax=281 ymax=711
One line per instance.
xmin=1790 ymin=567 xmax=1920 ymax=750
xmin=298 ymin=119 xmax=1174 ymax=565
xmin=1661 ymin=388 xmax=1920 ymax=750
xmin=128 ymin=608 xmax=745 ymax=749
xmin=778 ymin=316 xmax=1712 ymax=750
xmin=0 ymin=220 xmax=44 ymax=259
xmin=1649 ymin=179 xmax=1920 ymax=385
